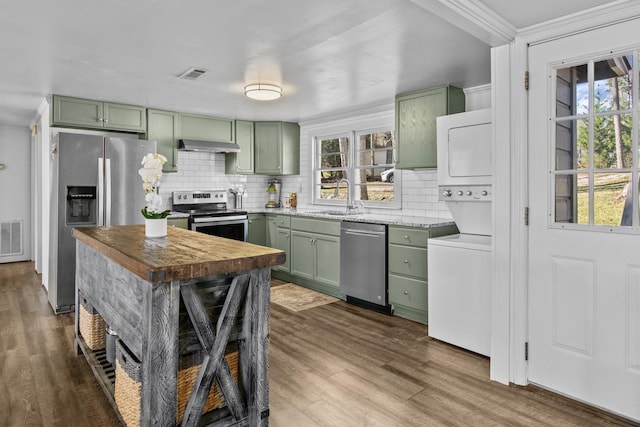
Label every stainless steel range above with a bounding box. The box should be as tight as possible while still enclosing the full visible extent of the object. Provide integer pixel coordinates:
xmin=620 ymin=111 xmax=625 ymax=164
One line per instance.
xmin=172 ymin=190 xmax=248 ymax=241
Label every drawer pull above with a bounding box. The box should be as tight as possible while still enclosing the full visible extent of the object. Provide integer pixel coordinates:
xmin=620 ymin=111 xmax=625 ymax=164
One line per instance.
xmin=404 ymin=259 xmax=409 ymax=264
xmin=404 ymin=235 xmax=409 ymax=239
xmin=404 ymin=291 xmax=409 ymax=295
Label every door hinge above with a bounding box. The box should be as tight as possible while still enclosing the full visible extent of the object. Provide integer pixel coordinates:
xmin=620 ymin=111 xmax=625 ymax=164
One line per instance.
xmin=525 ymin=342 xmax=529 ymax=361
xmin=524 ymin=71 xmax=529 ymax=91
xmin=524 ymin=207 xmax=529 ymax=226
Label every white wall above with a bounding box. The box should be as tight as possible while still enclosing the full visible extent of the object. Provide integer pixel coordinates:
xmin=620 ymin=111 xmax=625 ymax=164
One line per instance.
xmin=0 ymin=124 xmax=32 ymax=263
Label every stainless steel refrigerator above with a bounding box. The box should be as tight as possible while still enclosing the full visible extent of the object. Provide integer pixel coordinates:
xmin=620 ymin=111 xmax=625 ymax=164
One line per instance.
xmin=48 ymin=131 xmax=157 ymax=314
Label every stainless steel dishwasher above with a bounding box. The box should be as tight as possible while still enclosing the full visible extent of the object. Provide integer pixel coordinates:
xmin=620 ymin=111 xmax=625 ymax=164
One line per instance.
xmin=340 ymin=221 xmax=389 ymax=312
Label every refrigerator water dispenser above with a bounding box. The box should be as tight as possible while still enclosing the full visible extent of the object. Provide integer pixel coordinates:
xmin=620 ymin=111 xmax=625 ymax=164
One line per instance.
xmin=66 ymin=186 xmax=97 ymax=225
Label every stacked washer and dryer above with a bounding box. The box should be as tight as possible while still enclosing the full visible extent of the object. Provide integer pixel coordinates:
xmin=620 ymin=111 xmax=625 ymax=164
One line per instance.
xmin=428 ymin=108 xmax=492 ymax=357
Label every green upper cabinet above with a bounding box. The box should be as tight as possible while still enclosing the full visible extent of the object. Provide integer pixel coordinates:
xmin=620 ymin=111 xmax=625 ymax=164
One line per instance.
xmin=51 ymin=95 xmax=146 ymax=132
xmin=146 ymin=109 xmax=180 ymax=173
xmin=254 ymin=121 xmax=300 ymax=175
xmin=395 ymin=85 xmax=465 ymax=169
xmin=179 ymin=113 xmax=234 ymax=143
xmin=225 ymin=120 xmax=254 ymax=174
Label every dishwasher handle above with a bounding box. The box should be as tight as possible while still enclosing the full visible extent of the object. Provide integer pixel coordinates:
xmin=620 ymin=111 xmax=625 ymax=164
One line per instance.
xmin=343 ymin=228 xmax=386 ymax=237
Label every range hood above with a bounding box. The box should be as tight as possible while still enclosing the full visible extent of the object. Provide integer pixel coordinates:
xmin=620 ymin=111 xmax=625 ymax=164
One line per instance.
xmin=178 ymin=139 xmax=241 ymax=153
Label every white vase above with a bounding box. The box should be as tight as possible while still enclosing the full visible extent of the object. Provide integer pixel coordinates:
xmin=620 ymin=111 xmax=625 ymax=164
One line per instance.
xmin=145 ymin=218 xmax=167 ymax=238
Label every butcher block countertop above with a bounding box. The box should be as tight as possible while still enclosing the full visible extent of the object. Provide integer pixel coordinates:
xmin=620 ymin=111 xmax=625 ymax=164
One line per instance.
xmin=72 ymin=224 xmax=285 ymax=284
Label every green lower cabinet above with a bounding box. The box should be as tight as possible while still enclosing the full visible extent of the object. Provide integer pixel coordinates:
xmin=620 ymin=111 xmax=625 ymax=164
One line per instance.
xmin=266 ymin=215 xmax=290 ymax=272
xmin=387 ymin=224 xmax=458 ymax=325
xmin=290 ymin=231 xmax=315 ymax=280
xmin=290 ymin=230 xmax=340 ymax=289
xmin=388 ymin=274 xmax=428 ymax=324
xmin=167 ymin=217 xmax=188 ymax=229
xmin=247 ymin=213 xmax=266 ymax=246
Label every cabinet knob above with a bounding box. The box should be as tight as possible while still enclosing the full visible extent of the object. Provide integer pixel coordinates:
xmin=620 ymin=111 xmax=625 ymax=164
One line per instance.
xmin=404 ymin=235 xmax=409 ymax=239
xmin=249 ymin=220 xmax=253 ymax=224
xmin=403 ymin=291 xmax=409 ymax=295
xmin=404 ymin=259 xmax=409 ymax=264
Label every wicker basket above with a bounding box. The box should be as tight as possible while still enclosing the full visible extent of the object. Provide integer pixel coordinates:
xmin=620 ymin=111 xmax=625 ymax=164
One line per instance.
xmin=78 ymin=294 xmax=107 ymax=350
xmin=114 ymin=339 xmax=239 ymax=426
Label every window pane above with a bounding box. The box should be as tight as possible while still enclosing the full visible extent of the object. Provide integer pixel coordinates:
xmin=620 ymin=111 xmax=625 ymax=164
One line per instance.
xmin=555 ymin=173 xmax=583 ymax=224
xmin=357 ymin=131 xmax=395 ymax=167
xmin=593 ymin=55 xmax=633 ymax=113
xmin=593 ymin=113 xmax=632 ymax=169
xmin=592 ymin=173 xmax=630 ymax=226
xmin=319 ymin=137 xmax=349 ymax=167
xmin=319 ymin=170 xmax=345 ymax=184
xmin=576 ymin=174 xmax=590 ymax=225
xmin=556 ymin=63 xmax=588 ymax=117
xmin=358 ymin=182 xmax=394 ymax=202
xmin=320 ymin=153 xmax=345 ymax=168
xmin=320 ymin=137 xmax=348 ymax=153
xmin=556 ymin=119 xmax=588 ymax=170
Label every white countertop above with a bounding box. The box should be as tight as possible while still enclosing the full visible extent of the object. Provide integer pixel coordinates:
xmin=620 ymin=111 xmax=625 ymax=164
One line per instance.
xmin=248 ymin=208 xmax=456 ymax=229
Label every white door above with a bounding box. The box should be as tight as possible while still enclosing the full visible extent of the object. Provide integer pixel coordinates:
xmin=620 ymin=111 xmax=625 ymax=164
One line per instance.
xmin=528 ymin=19 xmax=640 ymax=422
xmin=0 ymin=125 xmax=31 ymax=263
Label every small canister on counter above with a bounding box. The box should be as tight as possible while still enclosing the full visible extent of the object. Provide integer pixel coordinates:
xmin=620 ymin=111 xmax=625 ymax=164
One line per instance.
xmin=290 ymin=192 xmax=297 ymax=209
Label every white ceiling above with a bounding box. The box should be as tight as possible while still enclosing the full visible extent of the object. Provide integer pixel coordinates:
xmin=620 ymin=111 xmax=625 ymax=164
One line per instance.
xmin=0 ymin=0 xmax=618 ymax=127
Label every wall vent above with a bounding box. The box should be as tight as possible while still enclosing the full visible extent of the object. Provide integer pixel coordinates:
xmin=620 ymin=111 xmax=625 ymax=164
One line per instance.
xmin=0 ymin=220 xmax=23 ymax=256
xmin=178 ymin=67 xmax=207 ymax=80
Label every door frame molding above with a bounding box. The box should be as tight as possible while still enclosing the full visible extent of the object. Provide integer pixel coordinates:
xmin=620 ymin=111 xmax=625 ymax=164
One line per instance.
xmin=498 ymin=2 xmax=640 ymax=386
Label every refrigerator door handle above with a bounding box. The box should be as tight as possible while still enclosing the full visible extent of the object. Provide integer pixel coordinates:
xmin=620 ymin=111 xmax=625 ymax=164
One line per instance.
xmin=98 ymin=158 xmax=105 ymax=226
xmin=105 ymin=158 xmax=112 ymax=226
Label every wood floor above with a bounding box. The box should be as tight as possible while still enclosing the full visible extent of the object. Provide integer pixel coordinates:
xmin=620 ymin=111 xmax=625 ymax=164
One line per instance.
xmin=1 ymin=262 xmax=637 ymax=427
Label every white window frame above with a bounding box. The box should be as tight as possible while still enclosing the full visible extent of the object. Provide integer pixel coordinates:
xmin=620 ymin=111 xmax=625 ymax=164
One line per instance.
xmin=313 ymin=127 xmax=400 ymax=208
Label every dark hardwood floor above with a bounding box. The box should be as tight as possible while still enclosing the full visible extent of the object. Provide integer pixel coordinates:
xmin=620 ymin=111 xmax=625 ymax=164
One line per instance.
xmin=1 ymin=262 xmax=637 ymax=426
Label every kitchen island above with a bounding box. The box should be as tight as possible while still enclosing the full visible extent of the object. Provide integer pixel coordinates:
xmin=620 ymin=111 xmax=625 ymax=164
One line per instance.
xmin=72 ymin=225 xmax=285 ymax=426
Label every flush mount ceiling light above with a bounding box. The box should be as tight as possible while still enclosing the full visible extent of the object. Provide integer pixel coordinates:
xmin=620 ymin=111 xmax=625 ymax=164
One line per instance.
xmin=244 ymin=83 xmax=282 ymax=101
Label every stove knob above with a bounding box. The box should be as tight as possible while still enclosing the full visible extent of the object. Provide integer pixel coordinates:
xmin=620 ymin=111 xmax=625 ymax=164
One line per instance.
xmin=457 ymin=190 xmax=464 ymax=196
xmin=481 ymin=190 xmax=488 ymax=196
xmin=442 ymin=189 xmax=452 ymax=197
xmin=466 ymin=191 xmax=472 ymax=196
xmin=177 ymin=195 xmax=182 ymax=200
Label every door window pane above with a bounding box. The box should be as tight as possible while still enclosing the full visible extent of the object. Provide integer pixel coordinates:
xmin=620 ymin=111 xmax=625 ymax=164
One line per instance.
xmin=556 ymin=119 xmax=588 ymax=170
xmin=593 ymin=55 xmax=633 ymax=113
xmin=556 ymin=63 xmax=588 ymax=117
xmin=592 ymin=113 xmax=632 ymax=169
xmin=593 ymin=173 xmax=631 ymax=226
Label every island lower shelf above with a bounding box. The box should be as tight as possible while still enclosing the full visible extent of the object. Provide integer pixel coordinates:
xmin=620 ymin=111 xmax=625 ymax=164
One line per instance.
xmin=72 ymin=225 xmax=285 ymax=426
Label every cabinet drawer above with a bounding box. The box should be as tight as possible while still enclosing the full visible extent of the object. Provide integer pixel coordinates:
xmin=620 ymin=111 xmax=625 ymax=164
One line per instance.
xmin=291 ymin=217 xmax=340 ymax=236
xmin=167 ymin=217 xmax=188 ymax=229
xmin=275 ymin=215 xmax=290 ymax=228
xmin=389 ymin=245 xmax=427 ymax=279
xmin=389 ymin=227 xmax=430 ymax=247
xmin=389 ymin=275 xmax=427 ymax=312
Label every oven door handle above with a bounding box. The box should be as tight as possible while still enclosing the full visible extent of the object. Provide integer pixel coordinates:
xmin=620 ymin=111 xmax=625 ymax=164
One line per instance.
xmin=192 ymin=215 xmax=248 ymax=224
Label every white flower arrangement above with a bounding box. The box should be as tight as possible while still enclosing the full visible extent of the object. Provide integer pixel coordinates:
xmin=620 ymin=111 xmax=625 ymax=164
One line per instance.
xmin=138 ymin=153 xmax=171 ymax=219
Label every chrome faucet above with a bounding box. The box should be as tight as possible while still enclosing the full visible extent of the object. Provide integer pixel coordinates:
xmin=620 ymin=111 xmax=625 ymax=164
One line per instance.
xmin=334 ymin=178 xmax=355 ymax=211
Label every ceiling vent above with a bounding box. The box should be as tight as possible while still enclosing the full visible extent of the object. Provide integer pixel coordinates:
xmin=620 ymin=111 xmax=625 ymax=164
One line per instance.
xmin=178 ymin=67 xmax=207 ymax=80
